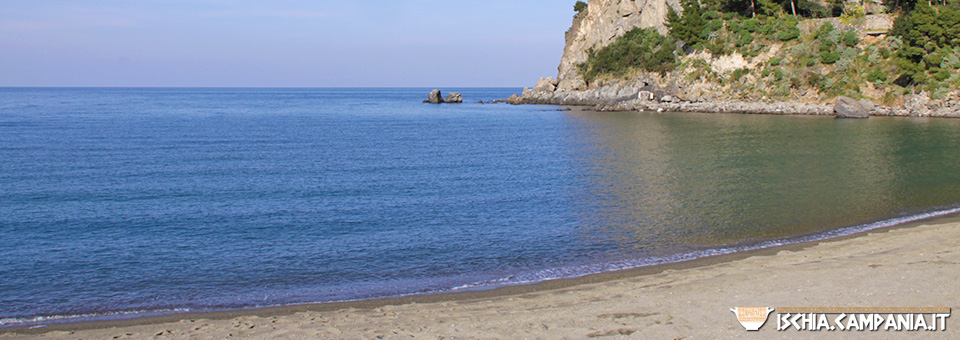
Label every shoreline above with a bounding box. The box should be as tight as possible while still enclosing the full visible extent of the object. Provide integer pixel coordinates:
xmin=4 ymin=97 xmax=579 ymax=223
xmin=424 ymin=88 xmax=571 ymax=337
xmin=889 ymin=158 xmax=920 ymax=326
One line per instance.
xmin=3 ymin=210 xmax=959 ymax=338
xmin=499 ymin=82 xmax=960 ymax=118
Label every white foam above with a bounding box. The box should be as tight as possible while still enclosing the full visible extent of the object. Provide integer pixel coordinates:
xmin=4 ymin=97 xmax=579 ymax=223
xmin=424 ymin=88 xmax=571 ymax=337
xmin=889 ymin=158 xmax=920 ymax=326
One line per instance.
xmin=0 ymin=308 xmax=191 ymax=328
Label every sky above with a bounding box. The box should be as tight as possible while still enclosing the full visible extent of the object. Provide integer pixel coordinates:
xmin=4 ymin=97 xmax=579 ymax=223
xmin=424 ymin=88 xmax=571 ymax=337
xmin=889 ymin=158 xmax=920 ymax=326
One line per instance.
xmin=0 ymin=1 xmax=572 ymax=87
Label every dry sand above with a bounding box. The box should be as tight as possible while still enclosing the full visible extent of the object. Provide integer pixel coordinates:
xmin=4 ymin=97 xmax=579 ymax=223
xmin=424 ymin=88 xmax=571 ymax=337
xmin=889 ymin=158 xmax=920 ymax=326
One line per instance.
xmin=3 ymin=217 xmax=958 ymax=339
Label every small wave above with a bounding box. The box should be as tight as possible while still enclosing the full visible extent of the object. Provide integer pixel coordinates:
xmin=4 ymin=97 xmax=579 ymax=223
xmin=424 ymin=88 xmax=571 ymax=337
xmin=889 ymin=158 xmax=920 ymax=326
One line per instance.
xmin=0 ymin=308 xmax=191 ymax=329
xmin=453 ymin=206 xmax=960 ymax=290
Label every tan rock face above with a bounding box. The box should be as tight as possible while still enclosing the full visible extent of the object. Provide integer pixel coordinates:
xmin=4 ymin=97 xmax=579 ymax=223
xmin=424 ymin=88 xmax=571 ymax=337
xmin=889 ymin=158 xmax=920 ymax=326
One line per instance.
xmin=556 ymin=0 xmax=680 ymax=91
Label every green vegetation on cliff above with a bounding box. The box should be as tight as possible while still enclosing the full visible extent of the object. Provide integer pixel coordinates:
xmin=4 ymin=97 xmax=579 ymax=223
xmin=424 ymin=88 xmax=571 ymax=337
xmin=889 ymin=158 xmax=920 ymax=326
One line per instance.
xmin=574 ymin=1 xmax=588 ymax=15
xmin=891 ymin=2 xmax=960 ymax=86
xmin=576 ymin=0 xmax=960 ymax=104
xmin=578 ymin=28 xmax=679 ymax=80
xmin=667 ymin=0 xmax=706 ymax=47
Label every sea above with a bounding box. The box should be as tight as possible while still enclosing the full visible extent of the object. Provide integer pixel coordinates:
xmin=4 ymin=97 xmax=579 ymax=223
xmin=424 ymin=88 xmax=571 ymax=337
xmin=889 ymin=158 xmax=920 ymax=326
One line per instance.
xmin=2 ymin=87 xmax=960 ymax=327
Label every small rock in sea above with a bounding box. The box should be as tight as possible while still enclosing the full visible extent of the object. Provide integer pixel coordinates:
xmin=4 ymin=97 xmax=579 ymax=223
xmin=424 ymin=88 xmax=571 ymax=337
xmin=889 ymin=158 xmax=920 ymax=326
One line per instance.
xmin=444 ymin=92 xmax=463 ymax=103
xmin=423 ymin=89 xmax=444 ymax=104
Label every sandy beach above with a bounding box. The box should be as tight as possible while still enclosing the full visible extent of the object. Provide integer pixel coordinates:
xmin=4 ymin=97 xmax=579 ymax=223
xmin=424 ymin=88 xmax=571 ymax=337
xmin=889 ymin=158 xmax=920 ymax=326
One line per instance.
xmin=3 ymin=215 xmax=958 ymax=339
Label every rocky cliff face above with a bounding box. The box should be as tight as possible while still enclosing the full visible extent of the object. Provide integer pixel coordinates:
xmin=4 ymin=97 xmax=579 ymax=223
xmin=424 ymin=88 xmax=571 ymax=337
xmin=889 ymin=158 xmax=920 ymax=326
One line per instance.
xmin=509 ymin=3 xmax=960 ymax=117
xmin=556 ymin=0 xmax=680 ymax=91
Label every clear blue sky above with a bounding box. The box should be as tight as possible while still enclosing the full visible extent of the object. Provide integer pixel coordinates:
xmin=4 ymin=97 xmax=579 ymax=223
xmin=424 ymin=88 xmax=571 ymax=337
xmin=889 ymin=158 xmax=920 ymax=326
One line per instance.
xmin=0 ymin=1 xmax=572 ymax=87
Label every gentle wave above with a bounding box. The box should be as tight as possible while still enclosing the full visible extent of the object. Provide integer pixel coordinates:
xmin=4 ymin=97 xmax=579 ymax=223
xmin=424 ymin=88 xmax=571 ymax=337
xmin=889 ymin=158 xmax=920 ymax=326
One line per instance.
xmin=451 ymin=205 xmax=960 ymax=290
xmin=0 ymin=309 xmax=192 ymax=328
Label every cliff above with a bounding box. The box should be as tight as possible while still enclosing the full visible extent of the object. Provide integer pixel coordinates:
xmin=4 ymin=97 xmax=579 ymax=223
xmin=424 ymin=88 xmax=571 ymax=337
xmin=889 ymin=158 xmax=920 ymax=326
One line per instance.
xmin=556 ymin=0 xmax=681 ymax=91
xmin=509 ymin=2 xmax=960 ymax=118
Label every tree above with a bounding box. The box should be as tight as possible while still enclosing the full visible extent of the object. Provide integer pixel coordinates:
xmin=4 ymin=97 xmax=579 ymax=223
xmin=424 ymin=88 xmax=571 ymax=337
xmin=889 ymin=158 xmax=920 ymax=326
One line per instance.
xmin=574 ymin=1 xmax=588 ymax=14
xmin=666 ymin=0 xmax=706 ymax=47
xmin=893 ymin=2 xmax=960 ymax=84
xmin=758 ymin=0 xmax=784 ymax=16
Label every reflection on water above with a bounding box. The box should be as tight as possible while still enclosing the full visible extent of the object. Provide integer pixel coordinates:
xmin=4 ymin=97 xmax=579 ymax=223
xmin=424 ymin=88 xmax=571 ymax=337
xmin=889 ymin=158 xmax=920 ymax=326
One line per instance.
xmin=3 ymin=87 xmax=960 ymax=322
xmin=566 ymin=110 xmax=960 ymax=255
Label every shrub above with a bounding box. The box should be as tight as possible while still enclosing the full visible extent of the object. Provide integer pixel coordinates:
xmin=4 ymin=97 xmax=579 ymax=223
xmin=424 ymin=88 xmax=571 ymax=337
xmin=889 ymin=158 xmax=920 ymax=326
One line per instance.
xmin=841 ymin=30 xmax=860 ymax=47
xmin=773 ymin=67 xmax=784 ymax=80
xmin=736 ymin=30 xmax=754 ymax=46
xmin=839 ymin=45 xmax=858 ymax=60
xmin=864 ymin=46 xmax=879 ymax=63
xmin=789 ymin=75 xmax=803 ymax=87
xmin=933 ymin=68 xmax=951 ymax=81
xmin=815 ymin=22 xmax=835 ymax=40
xmin=731 ymin=68 xmax=748 ymax=81
xmin=819 ymin=40 xmax=836 ymax=52
xmin=740 ymin=43 xmax=763 ymax=57
xmin=825 ymin=29 xmax=842 ymax=44
xmin=841 ymin=3 xmax=866 ymax=21
xmin=769 ymin=57 xmax=783 ymax=66
xmin=777 ymin=28 xmax=800 ymax=41
xmin=705 ymin=19 xmax=724 ymax=33
xmin=867 ymin=69 xmax=888 ymax=83
xmin=703 ymin=11 xmax=721 ymax=20
xmin=726 ymin=20 xmax=742 ymax=33
xmin=880 ymin=47 xmax=891 ymax=58
xmin=835 ymin=56 xmax=853 ymax=72
xmin=799 ymin=0 xmax=832 ymax=18
xmin=924 ymin=52 xmax=943 ymax=67
xmin=807 ymin=72 xmax=823 ymax=88
xmin=821 ymin=51 xmax=841 ymax=64
xmin=705 ymin=40 xmax=729 ymax=56
xmin=742 ymin=19 xmax=762 ymax=33
xmin=886 ymin=36 xmax=902 ymax=50
xmin=944 ymin=53 xmax=960 ymax=69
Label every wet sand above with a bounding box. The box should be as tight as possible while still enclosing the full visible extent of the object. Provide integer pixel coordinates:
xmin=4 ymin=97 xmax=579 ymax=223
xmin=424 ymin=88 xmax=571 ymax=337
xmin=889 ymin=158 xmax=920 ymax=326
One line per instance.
xmin=3 ymin=215 xmax=958 ymax=339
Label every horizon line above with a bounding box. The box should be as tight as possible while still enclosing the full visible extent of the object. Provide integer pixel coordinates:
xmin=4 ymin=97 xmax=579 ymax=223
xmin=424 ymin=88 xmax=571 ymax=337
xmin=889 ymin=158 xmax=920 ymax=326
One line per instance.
xmin=0 ymin=86 xmax=527 ymax=89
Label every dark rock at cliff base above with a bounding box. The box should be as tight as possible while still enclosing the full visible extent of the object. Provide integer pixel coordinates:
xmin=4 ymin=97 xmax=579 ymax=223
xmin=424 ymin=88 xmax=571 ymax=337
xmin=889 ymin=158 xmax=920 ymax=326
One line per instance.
xmin=835 ymin=96 xmax=869 ymax=118
xmin=444 ymin=92 xmax=463 ymax=103
xmin=423 ymin=89 xmax=444 ymax=104
xmin=492 ymin=94 xmax=522 ymax=104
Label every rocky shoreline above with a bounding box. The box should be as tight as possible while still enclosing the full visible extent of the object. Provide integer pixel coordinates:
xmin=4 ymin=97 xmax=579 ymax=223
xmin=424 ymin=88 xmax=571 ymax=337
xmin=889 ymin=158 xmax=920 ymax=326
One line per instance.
xmin=498 ymin=78 xmax=960 ymax=118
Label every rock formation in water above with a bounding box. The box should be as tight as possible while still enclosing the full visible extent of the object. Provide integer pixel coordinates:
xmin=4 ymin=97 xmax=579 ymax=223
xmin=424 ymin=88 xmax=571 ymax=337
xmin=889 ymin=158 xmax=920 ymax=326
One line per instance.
xmin=444 ymin=92 xmax=463 ymax=103
xmin=423 ymin=89 xmax=463 ymax=104
xmin=424 ymin=89 xmax=444 ymax=103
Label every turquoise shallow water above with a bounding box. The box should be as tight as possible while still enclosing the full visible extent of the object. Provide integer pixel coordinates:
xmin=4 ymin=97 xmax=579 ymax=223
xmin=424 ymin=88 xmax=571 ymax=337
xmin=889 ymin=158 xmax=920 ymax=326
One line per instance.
xmin=2 ymin=87 xmax=960 ymax=326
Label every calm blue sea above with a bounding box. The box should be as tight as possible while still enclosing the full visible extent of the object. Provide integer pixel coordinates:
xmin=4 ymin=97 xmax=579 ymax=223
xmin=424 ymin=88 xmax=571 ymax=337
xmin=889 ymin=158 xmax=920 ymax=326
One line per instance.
xmin=2 ymin=87 xmax=960 ymax=326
